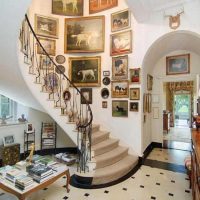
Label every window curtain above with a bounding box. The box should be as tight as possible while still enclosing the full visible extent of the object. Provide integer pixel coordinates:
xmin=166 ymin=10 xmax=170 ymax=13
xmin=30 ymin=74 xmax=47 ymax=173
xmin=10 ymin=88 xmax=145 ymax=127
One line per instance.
xmin=166 ymin=81 xmax=194 ymax=127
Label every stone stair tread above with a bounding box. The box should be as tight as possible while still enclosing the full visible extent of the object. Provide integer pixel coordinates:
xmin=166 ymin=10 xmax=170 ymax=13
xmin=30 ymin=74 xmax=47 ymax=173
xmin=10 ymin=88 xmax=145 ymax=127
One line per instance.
xmin=92 ymin=155 xmax=138 ymax=184
xmin=91 ymin=138 xmax=119 ymax=151
xmin=95 ymin=146 xmax=128 ymax=163
xmin=91 ymin=131 xmax=110 ymax=144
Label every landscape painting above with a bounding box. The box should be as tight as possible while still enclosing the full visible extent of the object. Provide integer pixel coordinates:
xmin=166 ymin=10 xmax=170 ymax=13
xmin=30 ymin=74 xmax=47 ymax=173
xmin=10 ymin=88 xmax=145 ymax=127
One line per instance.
xmin=64 ymin=16 xmax=105 ymax=53
xmin=68 ymin=56 xmax=101 ymax=87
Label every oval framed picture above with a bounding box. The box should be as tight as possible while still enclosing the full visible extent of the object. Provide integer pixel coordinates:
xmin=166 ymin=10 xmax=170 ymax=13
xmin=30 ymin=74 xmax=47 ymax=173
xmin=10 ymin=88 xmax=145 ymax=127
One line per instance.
xmin=55 ymin=65 xmax=65 ymax=74
xmin=55 ymin=55 xmax=66 ymax=64
xmin=63 ymin=90 xmax=71 ymax=101
xmin=101 ymin=88 xmax=109 ymax=99
xmin=102 ymin=77 xmax=110 ymax=86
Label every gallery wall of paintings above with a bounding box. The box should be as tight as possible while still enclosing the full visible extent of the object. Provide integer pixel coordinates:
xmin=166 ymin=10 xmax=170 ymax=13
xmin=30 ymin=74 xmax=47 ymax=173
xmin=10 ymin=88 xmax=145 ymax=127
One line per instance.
xmin=29 ymin=0 xmax=142 ymax=119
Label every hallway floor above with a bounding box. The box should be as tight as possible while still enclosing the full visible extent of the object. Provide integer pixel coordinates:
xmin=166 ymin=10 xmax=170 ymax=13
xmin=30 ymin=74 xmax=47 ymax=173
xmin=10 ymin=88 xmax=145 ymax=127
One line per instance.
xmin=0 ymin=149 xmax=192 ymax=200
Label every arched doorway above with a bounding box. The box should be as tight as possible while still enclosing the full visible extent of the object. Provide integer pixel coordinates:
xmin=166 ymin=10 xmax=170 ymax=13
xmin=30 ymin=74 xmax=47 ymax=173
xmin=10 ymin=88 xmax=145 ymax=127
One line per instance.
xmin=142 ymin=30 xmax=200 ymax=151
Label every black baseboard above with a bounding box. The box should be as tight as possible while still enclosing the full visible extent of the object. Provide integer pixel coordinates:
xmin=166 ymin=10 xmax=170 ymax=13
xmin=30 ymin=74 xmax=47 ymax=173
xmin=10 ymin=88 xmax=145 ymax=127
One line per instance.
xmin=70 ymin=162 xmax=141 ymax=189
xmin=20 ymin=147 xmax=77 ymax=160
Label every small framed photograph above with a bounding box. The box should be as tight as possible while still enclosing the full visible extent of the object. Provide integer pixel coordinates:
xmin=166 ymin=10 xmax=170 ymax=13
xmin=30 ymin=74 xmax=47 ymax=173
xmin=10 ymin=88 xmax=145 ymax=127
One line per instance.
xmin=101 ymin=88 xmax=109 ymax=99
xmin=102 ymin=77 xmax=111 ymax=86
xmin=111 ymin=9 xmax=131 ymax=32
xmin=3 ymin=135 xmax=15 ymax=146
xmin=102 ymin=101 xmax=107 ymax=108
xmin=111 ymin=80 xmax=129 ymax=98
xmin=112 ymin=55 xmax=128 ymax=80
xmin=103 ymin=71 xmax=110 ymax=77
xmin=112 ymin=100 xmax=128 ymax=117
xmin=27 ymin=123 xmax=33 ymax=133
xmin=147 ymin=74 xmax=153 ymax=91
xmin=37 ymin=37 xmax=56 ymax=56
xmin=130 ymin=88 xmax=140 ymax=100
xmin=35 ymin=14 xmax=59 ymax=38
xmin=52 ymin=0 xmax=83 ymax=16
xmin=130 ymin=102 xmax=139 ymax=112
xmin=110 ymin=30 xmax=132 ymax=56
xmin=39 ymin=55 xmax=54 ymax=70
xmin=166 ymin=54 xmax=190 ymax=75
xmin=130 ymin=68 xmax=140 ymax=84
xmin=81 ymin=88 xmax=92 ymax=104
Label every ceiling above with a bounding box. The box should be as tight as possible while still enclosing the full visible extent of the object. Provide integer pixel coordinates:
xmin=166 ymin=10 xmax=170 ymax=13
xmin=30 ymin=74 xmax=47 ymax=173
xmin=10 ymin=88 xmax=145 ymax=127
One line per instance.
xmin=126 ymin=0 xmax=195 ymax=22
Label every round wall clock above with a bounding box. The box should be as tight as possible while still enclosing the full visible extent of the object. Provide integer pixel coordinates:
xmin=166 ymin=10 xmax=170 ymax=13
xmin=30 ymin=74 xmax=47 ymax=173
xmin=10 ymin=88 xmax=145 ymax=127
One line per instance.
xmin=55 ymin=55 xmax=66 ymax=64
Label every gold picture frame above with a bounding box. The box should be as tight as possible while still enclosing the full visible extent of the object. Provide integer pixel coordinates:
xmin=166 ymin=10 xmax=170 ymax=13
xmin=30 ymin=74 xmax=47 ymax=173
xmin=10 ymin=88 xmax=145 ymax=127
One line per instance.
xmin=64 ymin=16 xmax=105 ymax=53
xmin=68 ymin=56 xmax=101 ymax=87
xmin=130 ymin=88 xmax=140 ymax=100
xmin=89 ymin=0 xmax=118 ymax=14
xmin=52 ymin=0 xmax=83 ymax=16
xmin=35 ymin=14 xmax=59 ymax=38
xmin=111 ymin=9 xmax=131 ymax=32
xmin=147 ymin=74 xmax=153 ymax=91
xmin=37 ymin=37 xmax=56 ymax=56
xmin=110 ymin=30 xmax=132 ymax=56
xmin=166 ymin=54 xmax=190 ymax=75
xmin=130 ymin=68 xmax=140 ymax=84
xmin=111 ymin=80 xmax=129 ymax=98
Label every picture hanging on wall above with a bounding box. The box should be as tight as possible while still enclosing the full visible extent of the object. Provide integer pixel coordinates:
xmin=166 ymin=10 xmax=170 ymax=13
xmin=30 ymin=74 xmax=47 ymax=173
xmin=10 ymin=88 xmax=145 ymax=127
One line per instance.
xmin=3 ymin=135 xmax=15 ymax=146
xmin=39 ymin=55 xmax=54 ymax=70
xmin=44 ymin=72 xmax=59 ymax=92
xmin=110 ymin=30 xmax=132 ymax=56
xmin=130 ymin=68 xmax=140 ymax=84
xmin=111 ymin=9 xmax=131 ymax=32
xmin=37 ymin=37 xmax=56 ymax=56
xmin=147 ymin=74 xmax=153 ymax=91
xmin=102 ymin=101 xmax=107 ymax=108
xmin=89 ymin=0 xmax=118 ymax=14
xmin=111 ymin=80 xmax=129 ymax=98
xmin=102 ymin=77 xmax=110 ymax=86
xmin=64 ymin=16 xmax=105 ymax=53
xmin=130 ymin=102 xmax=139 ymax=112
xmin=166 ymin=54 xmax=190 ymax=75
xmin=80 ymin=88 xmax=92 ymax=104
xmin=101 ymin=88 xmax=109 ymax=99
xmin=52 ymin=0 xmax=83 ymax=16
xmin=103 ymin=70 xmax=110 ymax=77
xmin=35 ymin=14 xmax=59 ymax=38
xmin=55 ymin=55 xmax=66 ymax=64
xmin=68 ymin=56 xmax=101 ymax=87
xmin=112 ymin=100 xmax=128 ymax=117
xmin=112 ymin=55 xmax=128 ymax=80
xmin=130 ymin=88 xmax=140 ymax=100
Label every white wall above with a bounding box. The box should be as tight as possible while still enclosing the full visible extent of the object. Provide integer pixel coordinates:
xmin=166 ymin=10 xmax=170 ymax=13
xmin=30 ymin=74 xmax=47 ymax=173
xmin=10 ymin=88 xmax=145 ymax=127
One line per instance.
xmin=0 ymin=107 xmax=75 ymax=153
xmin=151 ymin=50 xmax=199 ymax=143
xmin=27 ymin=0 xmax=142 ymax=156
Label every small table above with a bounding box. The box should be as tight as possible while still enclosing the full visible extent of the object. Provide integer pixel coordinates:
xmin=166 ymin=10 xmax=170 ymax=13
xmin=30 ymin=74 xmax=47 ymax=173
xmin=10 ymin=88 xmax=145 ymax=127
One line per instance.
xmin=0 ymin=165 xmax=70 ymax=200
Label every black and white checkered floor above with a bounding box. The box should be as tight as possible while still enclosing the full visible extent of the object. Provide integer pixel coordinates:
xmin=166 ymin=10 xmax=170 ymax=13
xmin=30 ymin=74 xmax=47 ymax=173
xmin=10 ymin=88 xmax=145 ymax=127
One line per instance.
xmin=0 ymin=148 xmax=192 ymax=200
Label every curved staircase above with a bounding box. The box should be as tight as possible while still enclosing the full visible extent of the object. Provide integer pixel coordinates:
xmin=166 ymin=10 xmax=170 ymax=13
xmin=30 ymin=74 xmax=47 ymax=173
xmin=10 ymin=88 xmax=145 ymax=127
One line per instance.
xmin=72 ymin=124 xmax=138 ymax=188
xmin=18 ymin=14 xmax=138 ymax=188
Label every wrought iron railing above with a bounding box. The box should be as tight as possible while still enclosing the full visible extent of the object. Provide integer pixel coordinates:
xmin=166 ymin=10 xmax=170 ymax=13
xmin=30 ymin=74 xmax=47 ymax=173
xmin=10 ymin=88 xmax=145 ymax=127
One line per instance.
xmin=19 ymin=14 xmax=93 ymax=173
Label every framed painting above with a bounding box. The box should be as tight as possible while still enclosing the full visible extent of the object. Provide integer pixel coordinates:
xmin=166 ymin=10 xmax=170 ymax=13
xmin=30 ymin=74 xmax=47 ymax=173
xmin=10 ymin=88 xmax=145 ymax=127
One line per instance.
xmin=44 ymin=72 xmax=59 ymax=92
xmin=3 ymin=135 xmax=15 ymax=146
xmin=55 ymin=55 xmax=66 ymax=64
xmin=80 ymin=88 xmax=92 ymax=104
xmin=110 ymin=30 xmax=132 ymax=56
xmin=130 ymin=102 xmax=139 ymax=112
xmin=111 ymin=9 xmax=130 ymax=32
xmin=112 ymin=100 xmax=128 ymax=117
xmin=112 ymin=55 xmax=128 ymax=80
xmin=101 ymin=88 xmax=109 ymax=99
xmin=64 ymin=16 xmax=105 ymax=53
xmin=37 ymin=37 xmax=56 ymax=56
xmin=103 ymin=70 xmax=110 ymax=76
xmin=147 ymin=74 xmax=153 ymax=91
xmin=166 ymin=54 xmax=190 ymax=75
xmin=89 ymin=0 xmax=118 ymax=14
xmin=111 ymin=80 xmax=129 ymax=98
xmin=68 ymin=56 xmax=101 ymax=87
xmin=102 ymin=77 xmax=110 ymax=86
xmin=130 ymin=88 xmax=140 ymax=100
xmin=26 ymin=123 xmax=33 ymax=133
xmin=52 ymin=0 xmax=83 ymax=16
xmin=102 ymin=101 xmax=107 ymax=108
xmin=35 ymin=14 xmax=59 ymax=38
xmin=130 ymin=68 xmax=140 ymax=84
xmin=39 ymin=55 xmax=54 ymax=70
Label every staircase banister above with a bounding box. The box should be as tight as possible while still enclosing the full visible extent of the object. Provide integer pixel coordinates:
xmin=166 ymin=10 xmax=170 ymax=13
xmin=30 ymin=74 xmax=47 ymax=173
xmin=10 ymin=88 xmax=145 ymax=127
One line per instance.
xmin=24 ymin=14 xmax=93 ymax=129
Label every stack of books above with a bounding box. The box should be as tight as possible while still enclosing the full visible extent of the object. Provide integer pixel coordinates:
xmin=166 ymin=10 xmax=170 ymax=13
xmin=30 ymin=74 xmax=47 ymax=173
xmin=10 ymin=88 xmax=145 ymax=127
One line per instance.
xmin=0 ymin=165 xmax=13 ymax=178
xmin=38 ymin=157 xmax=57 ymax=166
xmin=15 ymin=160 xmax=27 ymax=170
xmin=15 ymin=175 xmax=34 ymax=190
xmin=27 ymin=164 xmax=53 ymax=183
xmin=6 ymin=168 xmax=27 ymax=183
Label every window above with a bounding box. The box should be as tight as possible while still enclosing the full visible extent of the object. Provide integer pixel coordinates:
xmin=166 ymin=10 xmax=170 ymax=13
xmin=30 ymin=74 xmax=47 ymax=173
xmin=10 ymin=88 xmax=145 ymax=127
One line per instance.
xmin=0 ymin=95 xmax=16 ymax=121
